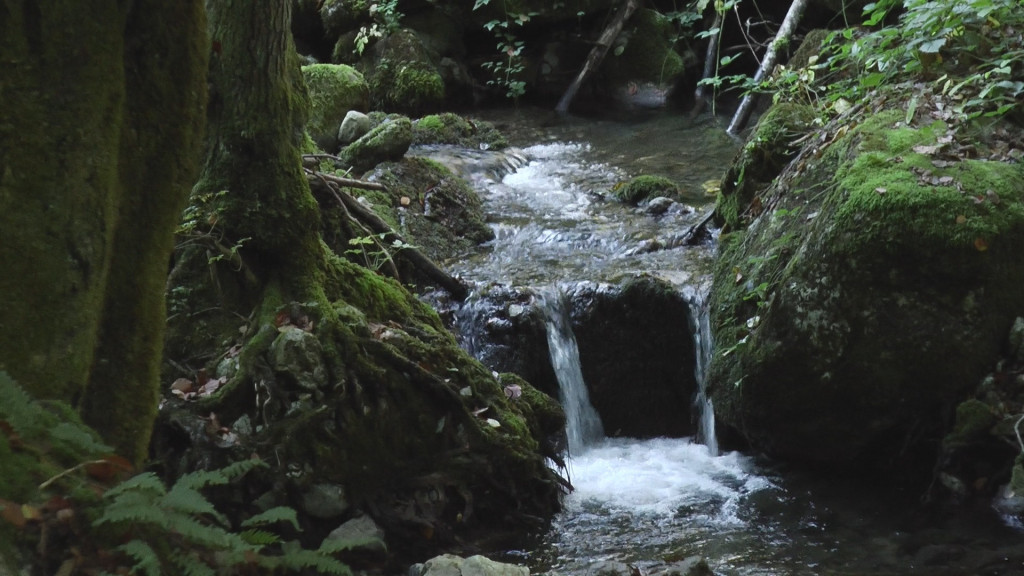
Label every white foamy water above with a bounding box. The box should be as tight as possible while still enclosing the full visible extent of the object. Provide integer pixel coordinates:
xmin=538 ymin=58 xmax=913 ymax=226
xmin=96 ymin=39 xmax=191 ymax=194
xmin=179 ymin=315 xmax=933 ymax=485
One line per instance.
xmin=565 ymin=437 xmax=770 ymax=521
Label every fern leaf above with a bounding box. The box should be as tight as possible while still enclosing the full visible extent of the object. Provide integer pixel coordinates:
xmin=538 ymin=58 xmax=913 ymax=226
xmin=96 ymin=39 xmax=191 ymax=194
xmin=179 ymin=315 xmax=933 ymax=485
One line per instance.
xmin=241 ymin=506 xmax=300 ymax=531
xmin=277 ymin=542 xmax=353 ymax=576
xmin=175 ymin=458 xmax=264 ymax=490
xmin=49 ymin=421 xmax=112 ymax=456
xmin=94 ymin=490 xmax=169 ymax=528
xmin=319 ymin=535 xmax=387 ymax=554
xmin=116 ymin=540 xmax=162 ymax=576
xmin=0 ymin=371 xmax=47 ymax=436
xmin=169 ymin=551 xmax=217 ymax=576
xmin=103 ymin=472 xmax=167 ymax=499
xmin=161 ymin=511 xmax=241 ymax=549
xmin=162 ymin=484 xmax=228 ymax=527
xmin=239 ymin=528 xmax=281 ymax=546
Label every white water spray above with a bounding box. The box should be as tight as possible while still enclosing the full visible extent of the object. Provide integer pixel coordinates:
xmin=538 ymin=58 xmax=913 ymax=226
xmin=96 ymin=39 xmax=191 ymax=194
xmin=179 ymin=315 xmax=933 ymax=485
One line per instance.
xmin=540 ymin=288 xmax=603 ymax=456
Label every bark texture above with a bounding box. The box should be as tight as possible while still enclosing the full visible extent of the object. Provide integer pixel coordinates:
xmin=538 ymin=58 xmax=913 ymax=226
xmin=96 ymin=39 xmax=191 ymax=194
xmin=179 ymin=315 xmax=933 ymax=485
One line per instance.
xmin=0 ymin=1 xmax=208 ymax=463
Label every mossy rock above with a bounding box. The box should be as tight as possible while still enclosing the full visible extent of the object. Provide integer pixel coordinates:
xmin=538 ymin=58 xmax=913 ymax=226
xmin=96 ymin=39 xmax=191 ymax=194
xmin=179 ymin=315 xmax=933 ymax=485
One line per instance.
xmin=614 ymin=175 xmax=679 ymax=205
xmin=363 ymin=30 xmax=445 ymax=115
xmin=302 ymin=63 xmax=370 ymax=152
xmin=337 ymin=115 xmax=413 ymax=174
xmin=412 ymin=113 xmax=508 ymax=150
xmin=708 ymin=109 xmax=1024 ymax=469
xmin=715 ymin=102 xmax=818 ymax=231
xmin=365 ymin=156 xmax=494 ymax=266
xmin=599 ymin=9 xmax=688 ymax=87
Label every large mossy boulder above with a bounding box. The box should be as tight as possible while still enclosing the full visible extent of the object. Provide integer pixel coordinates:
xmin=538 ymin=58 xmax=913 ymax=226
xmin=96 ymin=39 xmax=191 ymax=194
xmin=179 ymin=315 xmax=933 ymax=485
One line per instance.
xmin=708 ymin=108 xmax=1024 ymax=468
xmin=302 ymin=63 xmax=370 ymax=152
xmin=362 ymin=29 xmax=445 ymax=116
xmin=598 ymin=8 xmax=692 ymax=107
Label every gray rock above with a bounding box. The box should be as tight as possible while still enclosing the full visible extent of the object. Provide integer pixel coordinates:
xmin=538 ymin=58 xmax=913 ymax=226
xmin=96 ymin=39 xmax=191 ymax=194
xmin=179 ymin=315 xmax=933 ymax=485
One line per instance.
xmin=268 ymin=327 xmax=327 ymax=392
xmin=1009 ymin=317 xmax=1024 ymax=363
xmin=301 ymin=483 xmax=349 ymax=519
xmin=645 ymin=196 xmax=675 ymax=215
xmin=656 ymin=557 xmax=715 ymax=576
xmin=324 ymin=514 xmax=386 ymax=553
xmin=338 ymin=110 xmax=372 ymax=146
xmin=411 ymin=554 xmax=529 ymax=576
xmin=586 ymin=561 xmax=633 ymax=576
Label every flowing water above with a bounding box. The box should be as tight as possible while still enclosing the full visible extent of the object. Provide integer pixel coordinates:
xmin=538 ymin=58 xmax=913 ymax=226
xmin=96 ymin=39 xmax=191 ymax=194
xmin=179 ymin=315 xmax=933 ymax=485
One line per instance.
xmin=417 ymin=108 xmax=1024 ymax=575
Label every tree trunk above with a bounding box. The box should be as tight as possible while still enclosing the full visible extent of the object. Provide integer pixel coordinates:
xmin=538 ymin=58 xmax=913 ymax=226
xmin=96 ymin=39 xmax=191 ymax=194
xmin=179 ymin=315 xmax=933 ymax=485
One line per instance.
xmin=194 ymin=0 xmax=323 ymax=293
xmin=0 ymin=1 xmax=208 ymax=463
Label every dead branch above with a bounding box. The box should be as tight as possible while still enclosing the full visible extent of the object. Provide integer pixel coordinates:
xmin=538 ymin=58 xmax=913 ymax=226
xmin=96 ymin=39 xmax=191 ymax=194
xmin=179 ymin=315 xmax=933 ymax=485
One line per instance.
xmin=726 ymin=0 xmax=808 ymax=135
xmin=305 ymin=169 xmax=470 ymax=300
xmin=555 ymin=0 xmax=640 ymax=115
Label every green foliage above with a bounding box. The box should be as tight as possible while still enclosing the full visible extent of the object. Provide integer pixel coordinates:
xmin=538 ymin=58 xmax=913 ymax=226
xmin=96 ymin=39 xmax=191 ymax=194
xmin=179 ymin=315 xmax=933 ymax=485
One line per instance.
xmin=346 ymin=232 xmax=414 ymax=272
xmin=824 ymin=0 xmax=1024 ymax=119
xmin=0 ymin=371 xmax=112 ymax=501
xmin=474 ymin=0 xmax=533 ymax=100
xmin=94 ymin=459 xmax=353 ymax=575
xmin=176 ymin=189 xmax=251 ymax=269
xmin=355 ymin=0 xmax=403 ymax=55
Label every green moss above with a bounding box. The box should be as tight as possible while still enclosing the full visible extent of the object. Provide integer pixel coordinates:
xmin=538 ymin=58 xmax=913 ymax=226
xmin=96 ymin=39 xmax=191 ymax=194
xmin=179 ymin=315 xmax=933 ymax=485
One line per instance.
xmin=944 ymin=398 xmax=998 ymax=447
xmin=412 ymin=113 xmax=509 ymax=149
xmin=615 ymin=175 xmax=679 ymax=205
xmin=370 ymin=59 xmax=444 ymax=115
xmin=715 ymin=102 xmax=818 ymax=230
xmin=830 ymin=111 xmax=1024 ymax=257
xmin=602 ymin=9 xmax=686 ymax=84
xmin=302 ymin=63 xmax=370 ymax=151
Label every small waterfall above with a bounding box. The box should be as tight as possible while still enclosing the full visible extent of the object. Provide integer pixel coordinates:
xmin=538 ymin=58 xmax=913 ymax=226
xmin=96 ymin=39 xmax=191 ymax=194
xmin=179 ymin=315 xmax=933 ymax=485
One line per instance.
xmin=540 ymin=289 xmax=604 ymax=456
xmin=689 ymin=290 xmax=719 ymax=456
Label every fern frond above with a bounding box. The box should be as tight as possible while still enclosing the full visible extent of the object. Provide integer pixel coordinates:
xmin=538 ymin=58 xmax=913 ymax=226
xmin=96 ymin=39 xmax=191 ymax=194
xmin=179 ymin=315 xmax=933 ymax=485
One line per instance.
xmin=319 ymin=535 xmax=387 ymax=554
xmin=162 ymin=511 xmax=246 ymax=549
xmin=162 ymin=483 xmax=229 ymax=526
xmin=49 ymin=421 xmax=112 ymax=456
xmin=241 ymin=506 xmax=300 ymax=531
xmin=0 ymin=371 xmax=47 ymax=436
xmin=116 ymin=540 xmax=163 ymax=576
xmin=278 ymin=541 xmax=354 ymax=576
xmin=103 ymin=472 xmax=167 ymax=499
xmin=94 ymin=490 xmax=169 ymax=528
xmin=239 ymin=528 xmax=281 ymax=546
xmin=169 ymin=551 xmax=218 ymax=576
xmin=175 ymin=458 xmax=264 ymax=490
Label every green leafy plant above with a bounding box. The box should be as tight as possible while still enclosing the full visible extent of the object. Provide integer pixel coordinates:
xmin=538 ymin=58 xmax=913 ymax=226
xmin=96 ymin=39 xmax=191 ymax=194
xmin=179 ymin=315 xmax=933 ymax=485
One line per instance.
xmin=94 ymin=459 xmax=357 ymax=575
xmin=355 ymin=0 xmax=403 ymax=55
xmin=474 ymin=0 xmax=534 ymax=100
xmin=177 ymin=189 xmax=251 ymax=270
xmin=824 ymin=0 xmax=1024 ymax=120
xmin=346 ymin=232 xmax=414 ymax=272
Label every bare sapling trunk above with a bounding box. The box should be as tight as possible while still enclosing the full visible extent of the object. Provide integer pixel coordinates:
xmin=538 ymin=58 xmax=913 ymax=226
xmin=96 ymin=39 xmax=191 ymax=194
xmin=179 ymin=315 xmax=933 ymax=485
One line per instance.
xmin=556 ymin=0 xmax=640 ymax=115
xmin=726 ymin=0 xmax=808 ymax=135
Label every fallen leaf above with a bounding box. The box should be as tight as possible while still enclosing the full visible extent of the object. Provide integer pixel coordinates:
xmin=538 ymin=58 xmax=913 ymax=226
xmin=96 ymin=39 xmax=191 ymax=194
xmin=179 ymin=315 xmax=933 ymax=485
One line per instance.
xmin=0 ymin=499 xmax=25 ymax=528
xmin=955 ymin=214 xmax=967 ymax=224
xmin=485 ymin=418 xmax=501 ymax=428
xmin=86 ymin=455 xmax=133 ymax=482
xmin=974 ymin=237 xmax=989 ymax=251
xmin=504 ymin=384 xmax=522 ymax=400
xmin=170 ymin=378 xmax=193 ymax=393
xmin=400 ymin=196 xmax=411 ymax=206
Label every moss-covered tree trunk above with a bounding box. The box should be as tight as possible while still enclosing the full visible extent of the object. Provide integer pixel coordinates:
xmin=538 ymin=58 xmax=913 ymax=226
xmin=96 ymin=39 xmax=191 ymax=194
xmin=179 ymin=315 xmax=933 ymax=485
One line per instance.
xmin=0 ymin=1 xmax=208 ymax=463
xmin=194 ymin=0 xmax=324 ymax=301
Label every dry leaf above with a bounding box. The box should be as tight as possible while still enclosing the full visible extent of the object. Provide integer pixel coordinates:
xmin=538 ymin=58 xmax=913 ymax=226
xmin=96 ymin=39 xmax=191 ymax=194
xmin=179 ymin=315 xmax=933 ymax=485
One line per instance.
xmin=170 ymin=378 xmax=193 ymax=393
xmin=955 ymin=214 xmax=967 ymax=224
xmin=974 ymin=237 xmax=989 ymax=252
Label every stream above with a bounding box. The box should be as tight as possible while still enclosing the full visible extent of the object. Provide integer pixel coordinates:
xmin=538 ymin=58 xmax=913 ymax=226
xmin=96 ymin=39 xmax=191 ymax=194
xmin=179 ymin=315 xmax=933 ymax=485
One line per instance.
xmin=415 ymin=108 xmax=1024 ymax=576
